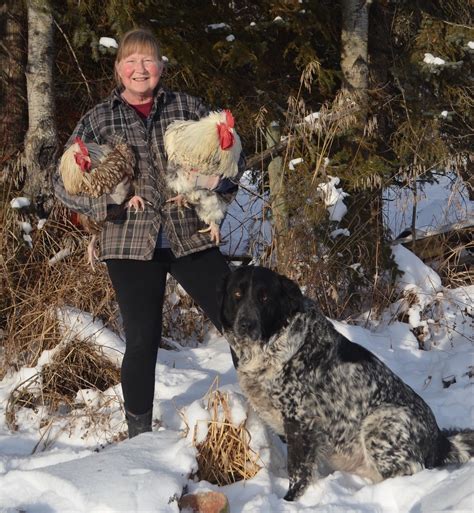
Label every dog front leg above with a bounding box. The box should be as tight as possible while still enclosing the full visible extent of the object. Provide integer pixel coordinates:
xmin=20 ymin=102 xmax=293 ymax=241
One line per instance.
xmin=283 ymin=418 xmax=324 ymax=501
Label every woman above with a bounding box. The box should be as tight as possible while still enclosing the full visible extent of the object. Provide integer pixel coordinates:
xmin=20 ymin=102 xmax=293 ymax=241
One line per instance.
xmin=54 ymin=28 xmax=243 ymax=438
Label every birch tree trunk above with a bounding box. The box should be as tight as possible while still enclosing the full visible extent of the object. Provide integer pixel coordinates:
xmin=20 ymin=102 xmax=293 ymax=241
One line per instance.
xmin=0 ymin=1 xmax=27 ymax=164
xmin=22 ymin=0 xmax=57 ymax=215
xmin=340 ymin=0 xmax=372 ymax=119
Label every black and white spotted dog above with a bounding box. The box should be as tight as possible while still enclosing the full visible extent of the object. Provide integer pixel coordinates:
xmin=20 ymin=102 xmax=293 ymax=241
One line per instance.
xmin=220 ymin=266 xmax=474 ymax=501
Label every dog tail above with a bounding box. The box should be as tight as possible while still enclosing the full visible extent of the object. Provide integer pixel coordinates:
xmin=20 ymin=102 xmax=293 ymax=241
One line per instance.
xmin=439 ymin=429 xmax=474 ymax=465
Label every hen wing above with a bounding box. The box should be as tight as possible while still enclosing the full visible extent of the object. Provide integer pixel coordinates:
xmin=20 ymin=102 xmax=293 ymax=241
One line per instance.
xmin=82 ymin=143 xmax=136 ymax=198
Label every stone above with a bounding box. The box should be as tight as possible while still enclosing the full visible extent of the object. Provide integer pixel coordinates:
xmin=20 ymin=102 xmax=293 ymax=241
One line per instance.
xmin=179 ymin=491 xmax=230 ymax=513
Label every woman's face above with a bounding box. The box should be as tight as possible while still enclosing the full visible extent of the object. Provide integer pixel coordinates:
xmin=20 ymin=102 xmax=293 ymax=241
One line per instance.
xmin=116 ymin=51 xmax=163 ymax=103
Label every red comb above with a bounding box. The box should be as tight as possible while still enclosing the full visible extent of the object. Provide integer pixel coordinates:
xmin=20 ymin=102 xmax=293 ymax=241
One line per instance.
xmin=73 ymin=137 xmax=91 ymax=172
xmin=74 ymin=137 xmax=89 ymax=157
xmin=225 ymin=109 xmax=234 ymax=129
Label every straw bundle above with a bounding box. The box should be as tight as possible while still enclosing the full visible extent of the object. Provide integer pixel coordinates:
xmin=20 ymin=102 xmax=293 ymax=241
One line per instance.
xmin=193 ymin=386 xmax=261 ymax=486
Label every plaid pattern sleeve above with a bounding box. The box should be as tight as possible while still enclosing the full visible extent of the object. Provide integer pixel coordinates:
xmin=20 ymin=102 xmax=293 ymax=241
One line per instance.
xmin=53 ymin=86 xmax=242 ymax=260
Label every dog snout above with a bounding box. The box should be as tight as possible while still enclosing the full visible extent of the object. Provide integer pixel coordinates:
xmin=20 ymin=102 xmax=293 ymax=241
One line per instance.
xmin=235 ymin=311 xmax=261 ymax=340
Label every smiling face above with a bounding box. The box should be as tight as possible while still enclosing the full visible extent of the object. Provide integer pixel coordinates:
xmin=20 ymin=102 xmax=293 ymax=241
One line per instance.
xmin=116 ymin=52 xmax=163 ymax=104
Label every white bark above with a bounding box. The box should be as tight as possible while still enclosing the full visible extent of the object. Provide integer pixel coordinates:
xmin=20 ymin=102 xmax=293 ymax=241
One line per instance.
xmin=341 ymin=0 xmax=371 ymax=117
xmin=23 ymin=0 xmax=57 ymax=212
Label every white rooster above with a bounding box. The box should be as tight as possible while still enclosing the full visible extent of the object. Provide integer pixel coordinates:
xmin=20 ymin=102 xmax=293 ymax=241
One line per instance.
xmin=59 ymin=138 xmax=143 ymax=266
xmin=164 ymin=110 xmax=242 ymax=243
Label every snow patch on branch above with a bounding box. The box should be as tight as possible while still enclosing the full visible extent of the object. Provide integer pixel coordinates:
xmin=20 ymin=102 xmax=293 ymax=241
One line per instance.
xmin=317 ymin=176 xmax=349 ymax=222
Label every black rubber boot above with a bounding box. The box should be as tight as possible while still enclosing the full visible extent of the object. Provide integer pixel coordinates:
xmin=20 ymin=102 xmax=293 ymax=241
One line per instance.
xmin=126 ymin=409 xmax=153 ymax=439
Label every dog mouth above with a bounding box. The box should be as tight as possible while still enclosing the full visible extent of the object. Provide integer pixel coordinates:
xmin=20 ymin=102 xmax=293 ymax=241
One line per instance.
xmin=234 ymin=324 xmax=261 ymax=341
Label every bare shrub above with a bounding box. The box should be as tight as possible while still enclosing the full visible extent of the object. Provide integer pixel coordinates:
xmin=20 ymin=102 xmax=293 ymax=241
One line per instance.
xmin=6 ymin=337 xmax=121 ymax=432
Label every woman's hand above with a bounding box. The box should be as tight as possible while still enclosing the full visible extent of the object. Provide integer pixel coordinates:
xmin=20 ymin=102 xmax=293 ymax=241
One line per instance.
xmin=166 ymin=194 xmax=189 ymax=208
xmin=128 ymin=195 xmax=146 ymax=212
xmin=185 ymin=169 xmax=220 ymax=190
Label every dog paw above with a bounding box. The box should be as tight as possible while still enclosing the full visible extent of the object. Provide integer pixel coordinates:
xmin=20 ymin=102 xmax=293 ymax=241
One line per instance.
xmin=283 ymin=484 xmax=304 ymax=502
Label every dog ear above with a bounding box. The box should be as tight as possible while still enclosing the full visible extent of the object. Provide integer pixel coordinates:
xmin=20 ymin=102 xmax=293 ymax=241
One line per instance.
xmin=216 ymin=270 xmax=231 ymax=331
xmin=279 ymin=274 xmax=304 ymax=315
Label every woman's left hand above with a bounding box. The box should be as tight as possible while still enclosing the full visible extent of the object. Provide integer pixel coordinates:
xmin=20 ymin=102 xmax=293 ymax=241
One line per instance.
xmin=185 ymin=169 xmax=220 ymax=190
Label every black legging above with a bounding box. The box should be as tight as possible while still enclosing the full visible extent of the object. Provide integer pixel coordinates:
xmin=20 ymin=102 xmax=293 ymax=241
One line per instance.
xmin=106 ymin=247 xmax=231 ymax=415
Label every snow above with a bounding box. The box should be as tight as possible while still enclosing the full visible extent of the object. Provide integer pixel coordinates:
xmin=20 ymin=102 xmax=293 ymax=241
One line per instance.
xmin=317 ymin=175 xmax=349 ymax=222
xmin=383 ymin=173 xmax=473 ymax=239
xmin=206 ymin=23 xmax=230 ymax=31
xmin=226 ymin=35 xmax=236 ymax=42
xmin=99 ymin=37 xmax=118 ymax=49
xmin=182 ymin=401 xmax=211 ymax=445
xmin=468 ymin=41 xmax=474 ymax=49
xmin=48 ymin=247 xmax=72 ymax=266
xmin=2 ymin=146 xmax=473 ymax=512
xmin=289 ymin=157 xmax=304 ymax=170
xmin=220 ymin=170 xmax=272 ymax=258
xmin=1 ymin=243 xmax=472 ymax=512
xmin=423 ymin=53 xmax=446 ymax=66
xmin=304 ymin=111 xmax=320 ymax=125
xmin=19 ymin=221 xmax=32 ymax=235
xmin=330 ymin=228 xmax=350 ymax=239
xmin=10 ymin=197 xmax=30 ymax=209
xmin=392 ymin=244 xmax=442 ymax=294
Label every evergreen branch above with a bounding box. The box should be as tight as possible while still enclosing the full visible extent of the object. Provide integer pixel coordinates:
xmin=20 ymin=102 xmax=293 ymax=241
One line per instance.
xmin=246 ymin=105 xmax=360 ymax=169
xmin=440 ymin=20 xmax=473 ymax=30
xmin=53 ymin=19 xmax=92 ymax=101
xmin=246 ymin=136 xmax=295 ymax=169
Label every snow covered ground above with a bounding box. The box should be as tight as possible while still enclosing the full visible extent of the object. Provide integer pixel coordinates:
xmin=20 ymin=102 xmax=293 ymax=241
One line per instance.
xmin=383 ymin=173 xmax=473 ymax=239
xmin=0 ymin=245 xmax=472 ymax=512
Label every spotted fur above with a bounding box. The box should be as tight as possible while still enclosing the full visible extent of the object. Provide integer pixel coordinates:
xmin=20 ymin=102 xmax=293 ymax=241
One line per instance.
xmin=220 ymin=266 xmax=474 ymax=501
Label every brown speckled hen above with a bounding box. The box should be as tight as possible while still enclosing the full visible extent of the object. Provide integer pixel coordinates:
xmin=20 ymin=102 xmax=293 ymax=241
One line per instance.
xmin=59 ymin=138 xmax=143 ymax=267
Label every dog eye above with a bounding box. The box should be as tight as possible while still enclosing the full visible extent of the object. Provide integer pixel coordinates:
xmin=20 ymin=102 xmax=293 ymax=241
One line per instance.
xmin=234 ymin=290 xmax=242 ymax=300
xmin=261 ymin=294 xmax=268 ymax=303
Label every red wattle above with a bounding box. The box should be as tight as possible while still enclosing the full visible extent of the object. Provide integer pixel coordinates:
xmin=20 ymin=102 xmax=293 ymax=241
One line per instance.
xmin=74 ymin=152 xmax=91 ymax=172
xmin=217 ymin=123 xmax=234 ymax=150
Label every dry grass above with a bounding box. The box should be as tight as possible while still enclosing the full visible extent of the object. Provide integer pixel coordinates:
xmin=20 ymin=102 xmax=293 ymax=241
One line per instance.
xmin=41 ymin=339 xmax=121 ymax=404
xmin=6 ymin=337 xmax=121 ymax=432
xmin=1 ymin=195 xmax=205 ymax=375
xmin=189 ymin=382 xmax=261 ymax=486
xmin=1 ymin=201 xmax=120 ymax=375
xmin=1 ymin=181 xmax=124 ymax=437
xmin=162 ymin=277 xmax=207 ymax=346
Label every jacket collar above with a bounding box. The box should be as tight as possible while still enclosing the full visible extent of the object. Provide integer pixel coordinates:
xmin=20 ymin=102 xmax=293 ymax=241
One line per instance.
xmin=109 ymin=84 xmax=170 ymax=109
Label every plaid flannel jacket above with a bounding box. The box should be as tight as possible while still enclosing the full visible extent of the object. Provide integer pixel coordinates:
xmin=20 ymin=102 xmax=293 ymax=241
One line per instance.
xmin=54 ymin=86 xmax=242 ymax=260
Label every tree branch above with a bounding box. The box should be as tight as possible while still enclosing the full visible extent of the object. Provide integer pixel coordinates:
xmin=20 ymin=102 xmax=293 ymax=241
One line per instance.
xmin=53 ymin=18 xmax=92 ymax=101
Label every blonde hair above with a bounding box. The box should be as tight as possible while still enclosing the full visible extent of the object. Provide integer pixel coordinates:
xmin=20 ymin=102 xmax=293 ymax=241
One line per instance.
xmin=114 ymin=28 xmax=163 ymax=87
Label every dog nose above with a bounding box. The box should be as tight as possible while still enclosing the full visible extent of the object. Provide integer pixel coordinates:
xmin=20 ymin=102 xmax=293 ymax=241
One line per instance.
xmin=237 ymin=318 xmax=259 ymax=338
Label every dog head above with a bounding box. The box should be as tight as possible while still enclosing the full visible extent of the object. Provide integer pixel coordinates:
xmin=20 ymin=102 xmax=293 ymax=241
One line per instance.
xmin=220 ymin=266 xmax=304 ymax=342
